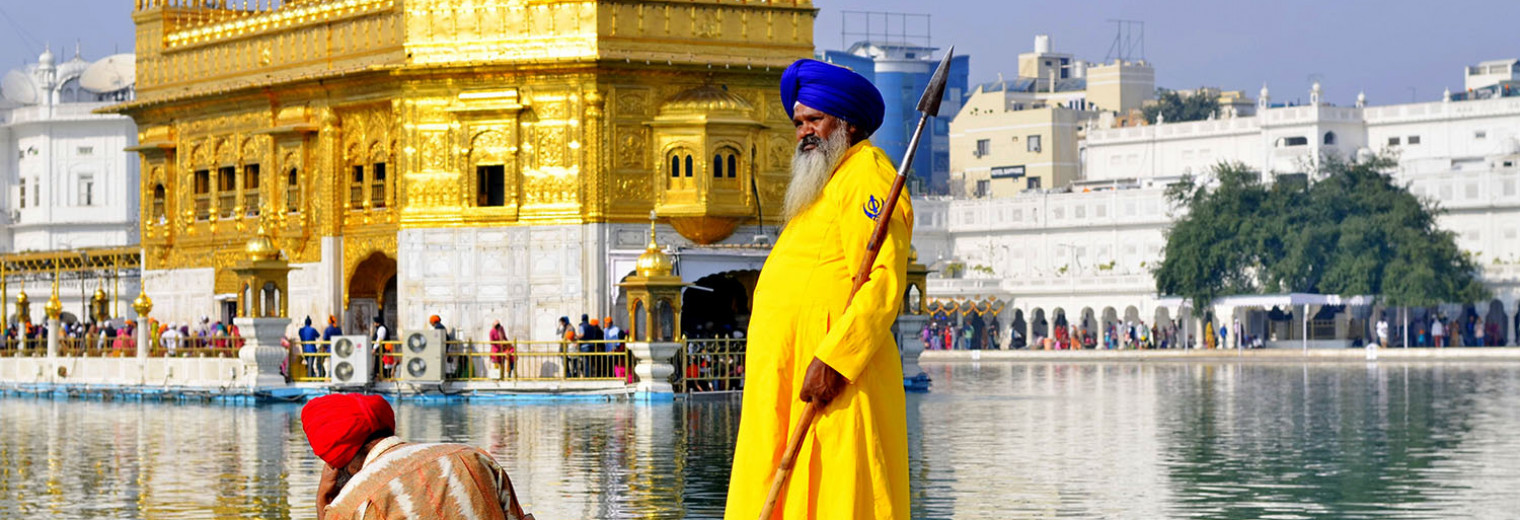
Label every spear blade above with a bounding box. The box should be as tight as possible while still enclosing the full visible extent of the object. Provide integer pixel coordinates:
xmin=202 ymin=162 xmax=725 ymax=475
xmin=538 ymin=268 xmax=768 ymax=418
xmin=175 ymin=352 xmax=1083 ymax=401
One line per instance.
xmin=916 ymin=46 xmax=956 ymax=117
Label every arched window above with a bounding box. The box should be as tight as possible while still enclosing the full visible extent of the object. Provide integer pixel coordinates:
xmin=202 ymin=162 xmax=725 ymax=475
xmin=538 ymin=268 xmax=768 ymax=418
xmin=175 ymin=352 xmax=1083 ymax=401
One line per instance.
xmin=713 ymin=153 xmax=724 ymax=178
xmin=633 ymin=300 xmax=647 ymax=341
xmin=370 ymin=161 xmax=387 ymax=208
xmin=727 ymin=153 xmax=737 ymax=178
xmin=350 ymin=164 xmax=365 ymax=207
xmin=1323 ymin=131 xmax=1337 ymax=145
xmin=668 ymin=150 xmax=696 ymax=189
xmin=286 ymin=168 xmax=300 ymax=213
xmin=151 ymin=184 xmax=166 ymax=222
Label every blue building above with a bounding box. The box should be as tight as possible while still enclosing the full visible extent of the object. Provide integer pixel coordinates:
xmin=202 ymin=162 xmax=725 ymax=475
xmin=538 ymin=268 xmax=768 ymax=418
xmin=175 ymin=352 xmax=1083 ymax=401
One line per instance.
xmin=822 ymin=42 xmax=970 ymax=194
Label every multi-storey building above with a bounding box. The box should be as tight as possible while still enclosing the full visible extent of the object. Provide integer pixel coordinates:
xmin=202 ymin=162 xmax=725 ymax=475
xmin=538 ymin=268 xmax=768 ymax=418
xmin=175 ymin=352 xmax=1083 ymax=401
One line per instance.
xmin=111 ymin=0 xmax=814 ymax=340
xmin=1 ymin=48 xmax=139 ymax=252
xmin=948 ymin=35 xmax=1154 ymax=199
xmin=821 ymin=39 xmax=970 ymax=194
xmin=922 ymin=63 xmax=1520 ymax=348
xmin=0 ymin=47 xmax=141 ymax=325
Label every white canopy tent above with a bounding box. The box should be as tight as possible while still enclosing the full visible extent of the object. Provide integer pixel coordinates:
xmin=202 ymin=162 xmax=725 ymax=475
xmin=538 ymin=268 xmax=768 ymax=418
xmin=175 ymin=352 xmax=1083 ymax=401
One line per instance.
xmin=1158 ymin=293 xmax=1378 ymax=351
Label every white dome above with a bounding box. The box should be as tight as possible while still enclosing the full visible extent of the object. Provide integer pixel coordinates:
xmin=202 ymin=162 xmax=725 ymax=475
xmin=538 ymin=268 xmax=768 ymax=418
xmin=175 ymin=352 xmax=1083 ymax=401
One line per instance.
xmin=38 ymin=48 xmax=55 ymax=67
xmin=80 ymin=54 xmax=135 ymax=93
xmin=1 ymin=70 xmax=38 ymax=105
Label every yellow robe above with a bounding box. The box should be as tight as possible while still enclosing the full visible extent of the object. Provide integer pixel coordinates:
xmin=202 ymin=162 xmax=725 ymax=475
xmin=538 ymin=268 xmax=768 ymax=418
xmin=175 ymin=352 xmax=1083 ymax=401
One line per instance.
xmin=725 ymin=140 xmax=912 ymax=520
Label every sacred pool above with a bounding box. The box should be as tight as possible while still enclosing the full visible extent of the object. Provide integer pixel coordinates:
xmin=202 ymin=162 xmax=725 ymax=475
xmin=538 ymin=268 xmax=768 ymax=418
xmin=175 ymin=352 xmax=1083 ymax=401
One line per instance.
xmin=3 ymin=361 xmax=1518 ymax=519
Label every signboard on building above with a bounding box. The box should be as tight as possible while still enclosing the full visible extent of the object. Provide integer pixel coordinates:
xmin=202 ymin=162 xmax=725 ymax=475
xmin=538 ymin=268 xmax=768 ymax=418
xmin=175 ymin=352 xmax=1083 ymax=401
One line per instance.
xmin=991 ymin=165 xmax=1026 ymax=179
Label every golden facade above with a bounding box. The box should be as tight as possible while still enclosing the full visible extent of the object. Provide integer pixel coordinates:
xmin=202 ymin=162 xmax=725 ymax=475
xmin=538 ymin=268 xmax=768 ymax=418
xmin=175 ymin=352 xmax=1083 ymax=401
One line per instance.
xmin=113 ymin=0 xmax=814 ymax=317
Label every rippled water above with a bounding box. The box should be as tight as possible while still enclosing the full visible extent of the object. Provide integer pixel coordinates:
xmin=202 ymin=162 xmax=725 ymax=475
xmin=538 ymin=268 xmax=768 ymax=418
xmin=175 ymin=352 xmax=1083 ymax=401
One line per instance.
xmin=3 ymin=361 xmax=1520 ymax=519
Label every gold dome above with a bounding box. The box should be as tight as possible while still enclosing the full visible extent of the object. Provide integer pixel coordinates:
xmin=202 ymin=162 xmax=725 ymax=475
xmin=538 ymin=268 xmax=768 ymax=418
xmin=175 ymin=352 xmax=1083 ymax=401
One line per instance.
xmin=132 ymin=288 xmax=153 ymax=317
xmin=659 ymin=84 xmax=755 ymax=117
xmin=16 ymin=291 xmax=28 ymax=305
xmin=45 ymin=294 xmax=62 ymax=320
xmin=245 ymin=227 xmax=280 ymax=261
xmin=635 ymin=217 xmax=674 ymax=277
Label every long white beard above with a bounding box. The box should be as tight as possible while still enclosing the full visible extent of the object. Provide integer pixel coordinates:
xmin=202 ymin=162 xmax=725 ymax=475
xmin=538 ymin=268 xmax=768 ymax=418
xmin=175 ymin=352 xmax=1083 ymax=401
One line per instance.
xmin=783 ymin=126 xmax=851 ymax=223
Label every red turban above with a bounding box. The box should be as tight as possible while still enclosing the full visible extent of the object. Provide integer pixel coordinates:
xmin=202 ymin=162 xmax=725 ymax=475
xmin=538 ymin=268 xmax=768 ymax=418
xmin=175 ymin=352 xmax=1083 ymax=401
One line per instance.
xmin=301 ymin=393 xmax=396 ymax=468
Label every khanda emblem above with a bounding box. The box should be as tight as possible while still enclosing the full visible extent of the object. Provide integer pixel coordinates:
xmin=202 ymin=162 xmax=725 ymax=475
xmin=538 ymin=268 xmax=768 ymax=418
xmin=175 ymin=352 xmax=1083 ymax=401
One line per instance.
xmin=863 ymin=195 xmax=883 ymax=219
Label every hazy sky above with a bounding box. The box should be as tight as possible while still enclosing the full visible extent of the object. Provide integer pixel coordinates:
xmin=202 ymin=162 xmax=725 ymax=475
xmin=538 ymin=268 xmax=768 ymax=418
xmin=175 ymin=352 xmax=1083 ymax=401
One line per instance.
xmin=3 ymin=1 xmax=1517 ymax=107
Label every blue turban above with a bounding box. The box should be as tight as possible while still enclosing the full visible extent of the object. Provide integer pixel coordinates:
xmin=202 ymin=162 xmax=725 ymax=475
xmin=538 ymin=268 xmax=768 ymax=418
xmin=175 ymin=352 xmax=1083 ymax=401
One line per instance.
xmin=781 ymin=59 xmax=885 ymax=137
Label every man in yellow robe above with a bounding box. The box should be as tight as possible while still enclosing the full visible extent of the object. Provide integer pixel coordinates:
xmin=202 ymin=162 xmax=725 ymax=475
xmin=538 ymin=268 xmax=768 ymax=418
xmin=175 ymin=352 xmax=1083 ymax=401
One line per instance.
xmin=725 ymin=59 xmax=912 ymax=520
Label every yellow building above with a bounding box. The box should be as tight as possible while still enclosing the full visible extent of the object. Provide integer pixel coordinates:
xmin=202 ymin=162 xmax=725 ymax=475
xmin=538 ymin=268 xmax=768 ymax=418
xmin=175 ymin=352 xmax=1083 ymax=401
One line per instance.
xmin=950 ymin=103 xmax=1095 ymax=198
xmin=111 ymin=0 xmax=813 ymax=339
xmin=948 ymin=35 xmax=1152 ymax=198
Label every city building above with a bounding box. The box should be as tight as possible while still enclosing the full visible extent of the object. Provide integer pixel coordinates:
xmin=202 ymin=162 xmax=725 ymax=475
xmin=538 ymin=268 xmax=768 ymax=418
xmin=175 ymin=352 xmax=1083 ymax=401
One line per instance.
xmin=921 ymin=62 xmax=1520 ymax=348
xmin=948 ymin=35 xmax=1154 ymax=199
xmin=1 ymin=47 xmax=139 ymax=252
xmin=111 ymin=0 xmax=814 ymax=341
xmin=0 ymin=46 xmax=142 ymax=326
xmin=820 ymin=12 xmax=970 ymax=194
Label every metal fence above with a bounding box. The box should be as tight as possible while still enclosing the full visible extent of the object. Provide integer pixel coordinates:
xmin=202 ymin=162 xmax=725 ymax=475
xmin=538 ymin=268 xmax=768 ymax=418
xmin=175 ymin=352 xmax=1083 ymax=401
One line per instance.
xmin=286 ymin=339 xmax=638 ymax=384
xmin=1 ymin=331 xmax=750 ymax=391
xmin=673 ymin=338 xmax=746 ymax=393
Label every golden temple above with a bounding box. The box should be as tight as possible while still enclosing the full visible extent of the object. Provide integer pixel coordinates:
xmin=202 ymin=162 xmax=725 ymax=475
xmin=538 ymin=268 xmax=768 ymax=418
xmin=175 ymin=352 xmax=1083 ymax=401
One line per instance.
xmin=111 ymin=0 xmax=814 ymax=336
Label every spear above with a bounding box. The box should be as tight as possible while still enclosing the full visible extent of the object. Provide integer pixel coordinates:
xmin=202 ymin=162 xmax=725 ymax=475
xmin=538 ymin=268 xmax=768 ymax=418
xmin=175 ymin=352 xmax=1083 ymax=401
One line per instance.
xmin=756 ymin=46 xmax=956 ymax=520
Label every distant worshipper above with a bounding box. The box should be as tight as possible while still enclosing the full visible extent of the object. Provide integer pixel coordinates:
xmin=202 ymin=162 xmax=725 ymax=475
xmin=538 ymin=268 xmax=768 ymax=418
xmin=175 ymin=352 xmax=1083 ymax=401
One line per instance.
xmin=725 ymin=58 xmax=912 ymax=519
xmin=301 ymin=394 xmax=534 ymax=520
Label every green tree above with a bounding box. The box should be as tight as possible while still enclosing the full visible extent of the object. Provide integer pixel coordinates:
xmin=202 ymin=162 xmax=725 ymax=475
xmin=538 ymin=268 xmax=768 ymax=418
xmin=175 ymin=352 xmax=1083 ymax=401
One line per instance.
xmin=1155 ymin=155 xmax=1487 ymax=315
xmin=1142 ymin=89 xmax=1221 ymax=124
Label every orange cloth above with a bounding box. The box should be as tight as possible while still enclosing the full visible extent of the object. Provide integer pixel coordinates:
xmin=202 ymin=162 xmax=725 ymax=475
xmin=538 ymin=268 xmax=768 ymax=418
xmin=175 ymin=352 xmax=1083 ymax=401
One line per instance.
xmin=324 ymin=438 xmax=531 ymax=520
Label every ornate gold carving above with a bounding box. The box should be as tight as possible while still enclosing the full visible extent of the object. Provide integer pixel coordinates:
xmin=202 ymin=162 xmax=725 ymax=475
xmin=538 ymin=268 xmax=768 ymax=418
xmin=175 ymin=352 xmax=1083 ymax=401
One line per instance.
xmin=614 ymin=172 xmax=653 ymax=204
xmin=421 ymin=131 xmax=449 ymax=171
xmin=536 ymin=128 xmax=565 ymax=168
xmin=522 ymin=169 xmax=578 ymax=206
xmin=616 ymin=126 xmax=646 ymax=169
xmin=119 ymin=0 xmax=810 ymax=286
xmin=341 ymin=231 xmax=398 ymax=304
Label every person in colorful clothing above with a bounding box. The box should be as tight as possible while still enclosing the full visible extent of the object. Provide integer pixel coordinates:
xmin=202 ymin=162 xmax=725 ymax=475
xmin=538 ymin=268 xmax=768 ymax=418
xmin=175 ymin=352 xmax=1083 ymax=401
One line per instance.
xmin=302 ymin=394 xmax=533 ymax=520
xmin=726 ymin=58 xmax=911 ymax=520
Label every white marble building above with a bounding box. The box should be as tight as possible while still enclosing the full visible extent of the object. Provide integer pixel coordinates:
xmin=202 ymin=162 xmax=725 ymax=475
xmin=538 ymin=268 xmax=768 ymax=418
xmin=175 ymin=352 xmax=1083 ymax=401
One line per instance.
xmin=921 ymin=62 xmax=1520 ymax=347
xmin=0 ymin=47 xmax=142 ymax=322
xmin=0 ymin=47 xmax=139 ymax=252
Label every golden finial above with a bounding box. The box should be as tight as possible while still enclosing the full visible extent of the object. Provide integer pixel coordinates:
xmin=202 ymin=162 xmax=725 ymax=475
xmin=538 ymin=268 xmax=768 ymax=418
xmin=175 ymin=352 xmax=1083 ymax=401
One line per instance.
xmin=635 ymin=210 xmax=674 ymax=277
xmin=132 ymin=287 xmax=153 ymax=317
xmin=45 ymin=263 xmax=61 ymax=320
xmin=245 ymin=220 xmax=280 ymax=261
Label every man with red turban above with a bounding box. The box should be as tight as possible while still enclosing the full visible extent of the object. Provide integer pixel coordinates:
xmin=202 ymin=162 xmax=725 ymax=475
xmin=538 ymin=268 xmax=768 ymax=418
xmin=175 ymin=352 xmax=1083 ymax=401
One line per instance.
xmin=302 ymin=394 xmax=533 ymax=520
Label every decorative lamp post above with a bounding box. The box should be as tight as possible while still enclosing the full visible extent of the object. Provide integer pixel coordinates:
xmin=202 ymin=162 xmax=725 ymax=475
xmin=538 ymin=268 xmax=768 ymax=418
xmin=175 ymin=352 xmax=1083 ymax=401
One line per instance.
xmin=619 ymin=213 xmax=687 ymax=342
xmin=133 ymin=288 xmax=153 ymax=359
xmin=895 ymin=246 xmax=932 ymax=389
xmin=92 ymin=288 xmax=110 ymax=324
xmin=231 ymin=222 xmax=294 ymax=389
xmin=618 ymin=212 xmax=687 ymax=398
xmin=45 ymin=270 xmax=62 ymax=359
xmin=16 ymin=291 xmax=30 ymax=324
xmin=15 ymin=291 xmax=29 ymax=352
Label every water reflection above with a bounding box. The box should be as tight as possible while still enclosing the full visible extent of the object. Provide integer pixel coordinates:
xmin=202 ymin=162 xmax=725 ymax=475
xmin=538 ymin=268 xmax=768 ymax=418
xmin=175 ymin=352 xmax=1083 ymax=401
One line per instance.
xmin=2 ymin=362 xmax=1518 ymax=519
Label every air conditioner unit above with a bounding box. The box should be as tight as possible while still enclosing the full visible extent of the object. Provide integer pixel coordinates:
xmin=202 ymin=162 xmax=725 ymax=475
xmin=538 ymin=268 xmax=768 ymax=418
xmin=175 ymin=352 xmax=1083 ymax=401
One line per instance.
xmin=329 ymin=335 xmax=371 ymax=386
xmin=400 ymin=328 xmax=446 ymax=383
